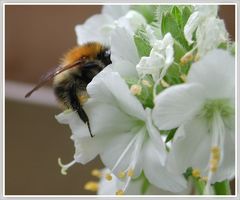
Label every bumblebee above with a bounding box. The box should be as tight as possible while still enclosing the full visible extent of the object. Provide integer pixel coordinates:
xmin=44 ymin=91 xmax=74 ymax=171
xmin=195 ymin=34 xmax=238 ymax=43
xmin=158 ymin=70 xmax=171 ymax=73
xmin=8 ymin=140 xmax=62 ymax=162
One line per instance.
xmin=25 ymin=42 xmax=112 ymax=137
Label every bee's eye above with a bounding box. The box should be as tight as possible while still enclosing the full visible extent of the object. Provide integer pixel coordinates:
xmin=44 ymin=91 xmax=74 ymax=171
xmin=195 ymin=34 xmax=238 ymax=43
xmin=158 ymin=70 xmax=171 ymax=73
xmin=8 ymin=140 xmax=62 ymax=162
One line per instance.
xmin=104 ymin=50 xmax=111 ymax=59
xmin=99 ymin=49 xmax=111 ymax=66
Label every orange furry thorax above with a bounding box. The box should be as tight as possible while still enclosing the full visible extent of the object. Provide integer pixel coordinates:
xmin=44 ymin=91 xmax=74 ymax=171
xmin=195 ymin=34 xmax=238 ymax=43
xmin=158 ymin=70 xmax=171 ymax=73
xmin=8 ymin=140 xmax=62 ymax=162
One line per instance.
xmin=61 ymin=42 xmax=103 ymax=66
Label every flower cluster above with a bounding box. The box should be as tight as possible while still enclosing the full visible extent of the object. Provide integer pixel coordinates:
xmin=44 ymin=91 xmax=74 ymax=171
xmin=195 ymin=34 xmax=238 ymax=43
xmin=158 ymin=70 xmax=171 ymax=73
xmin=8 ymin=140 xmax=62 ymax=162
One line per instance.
xmin=56 ymin=5 xmax=235 ymax=195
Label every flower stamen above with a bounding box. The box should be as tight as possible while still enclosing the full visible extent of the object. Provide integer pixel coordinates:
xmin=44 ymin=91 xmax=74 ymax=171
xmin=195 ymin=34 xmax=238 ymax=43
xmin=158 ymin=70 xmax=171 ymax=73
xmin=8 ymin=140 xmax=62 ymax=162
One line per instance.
xmin=105 ymin=173 xmax=112 ymax=181
xmin=180 ymin=52 xmax=193 ymax=65
xmin=180 ymin=74 xmax=187 ymax=82
xmin=116 ymin=189 xmax=124 ymax=195
xmin=160 ymin=79 xmax=170 ymax=88
xmin=127 ymin=168 xmax=134 ymax=177
xmin=91 ymin=169 xmax=102 ymax=178
xmin=118 ymin=171 xmax=126 ymax=179
xmin=84 ymin=181 xmax=99 ymax=192
xmin=130 ymin=84 xmax=142 ymax=96
xmin=142 ymin=79 xmax=152 ymax=87
xmin=192 ymin=168 xmax=201 ymax=178
xmin=58 ymin=158 xmax=76 ymax=175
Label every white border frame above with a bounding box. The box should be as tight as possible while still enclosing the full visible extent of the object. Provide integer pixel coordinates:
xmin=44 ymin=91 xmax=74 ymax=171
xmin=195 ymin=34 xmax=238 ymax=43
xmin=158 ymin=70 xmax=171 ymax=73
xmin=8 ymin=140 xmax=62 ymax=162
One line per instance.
xmin=1 ymin=1 xmax=239 ymax=199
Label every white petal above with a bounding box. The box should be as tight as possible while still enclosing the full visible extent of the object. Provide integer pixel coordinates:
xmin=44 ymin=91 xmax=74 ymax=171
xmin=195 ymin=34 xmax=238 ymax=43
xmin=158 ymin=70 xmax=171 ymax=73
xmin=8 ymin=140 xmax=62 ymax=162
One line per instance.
xmin=152 ymin=83 xmax=205 ymax=130
xmin=136 ymin=53 xmax=163 ymax=81
xmin=184 ymin=5 xmax=218 ymax=45
xmin=116 ymin=10 xmax=147 ymax=35
xmin=102 ymin=5 xmax=130 ymax=20
xmin=146 ymin=25 xmax=158 ymax=45
xmin=55 ymin=99 xmax=136 ymax=138
xmin=166 ymin=118 xmax=211 ymax=175
xmin=188 ymin=49 xmax=235 ymax=99
xmin=109 ymin=60 xmax=138 ymax=79
xmin=146 ymin=183 xmax=192 ymax=195
xmin=100 ymin=132 xmax=142 ymax=177
xmin=98 ymin=169 xmax=118 ymax=195
xmin=211 ymin=128 xmax=235 ymax=183
xmin=71 ymin=133 xmax=113 ymax=164
xmin=136 ymin=33 xmax=174 ymax=81
xmin=75 ymin=14 xmax=113 ymax=45
xmin=87 ymin=68 xmax=146 ymax=121
xmin=184 ymin=11 xmax=202 ymax=45
xmin=195 ymin=5 xmax=218 ymax=17
xmin=143 ymin=140 xmax=187 ymax=193
xmin=98 ymin=168 xmax=173 ymax=195
xmin=165 ymin=45 xmax=174 ymax=66
xmin=196 ymin=17 xmax=228 ymax=57
xmin=145 ymin=108 xmax=167 ymax=164
xmin=110 ymin=27 xmax=139 ymax=77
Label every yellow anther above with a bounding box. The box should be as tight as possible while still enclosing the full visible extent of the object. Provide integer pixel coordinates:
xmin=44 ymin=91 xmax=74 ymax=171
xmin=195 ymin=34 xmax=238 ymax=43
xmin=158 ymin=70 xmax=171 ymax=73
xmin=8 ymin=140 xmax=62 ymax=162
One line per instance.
xmin=201 ymin=176 xmax=208 ymax=182
xmin=211 ymin=146 xmax=220 ymax=155
xmin=84 ymin=181 xmax=99 ymax=192
xmin=127 ymin=168 xmax=134 ymax=177
xmin=160 ymin=79 xmax=170 ymax=88
xmin=212 ymin=152 xmax=220 ymax=160
xmin=91 ymin=169 xmax=102 ymax=178
xmin=180 ymin=52 xmax=193 ymax=65
xmin=192 ymin=168 xmax=201 ymax=178
xmin=210 ymin=158 xmax=219 ymax=167
xmin=116 ymin=189 xmax=124 ymax=195
xmin=118 ymin=171 xmax=126 ymax=179
xmin=105 ymin=173 xmax=112 ymax=181
xmin=130 ymin=84 xmax=142 ymax=95
xmin=142 ymin=79 xmax=152 ymax=87
xmin=210 ymin=165 xmax=218 ymax=173
xmin=211 ymin=146 xmax=220 ymax=161
xmin=180 ymin=74 xmax=187 ymax=82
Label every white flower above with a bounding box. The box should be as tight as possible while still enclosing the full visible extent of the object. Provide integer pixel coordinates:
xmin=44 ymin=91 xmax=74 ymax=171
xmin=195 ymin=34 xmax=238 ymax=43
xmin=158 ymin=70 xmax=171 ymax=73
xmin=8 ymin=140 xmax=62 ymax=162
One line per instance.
xmin=152 ymin=49 xmax=235 ymax=190
xmin=136 ymin=32 xmax=174 ymax=82
xmin=110 ymin=27 xmax=140 ymax=78
xmin=184 ymin=5 xmax=228 ymax=56
xmin=75 ymin=5 xmax=146 ymax=45
xmin=109 ymin=25 xmax=174 ymax=84
xmin=98 ymin=168 xmax=191 ymax=195
xmin=56 ymin=68 xmax=187 ymax=194
xmin=196 ymin=17 xmax=229 ymax=57
xmin=102 ymin=5 xmax=130 ymax=20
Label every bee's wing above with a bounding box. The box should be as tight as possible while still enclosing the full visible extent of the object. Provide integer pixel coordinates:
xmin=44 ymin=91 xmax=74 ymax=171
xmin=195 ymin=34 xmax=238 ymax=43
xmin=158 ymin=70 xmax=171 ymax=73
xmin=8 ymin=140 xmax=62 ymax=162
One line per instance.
xmin=25 ymin=60 xmax=84 ymax=98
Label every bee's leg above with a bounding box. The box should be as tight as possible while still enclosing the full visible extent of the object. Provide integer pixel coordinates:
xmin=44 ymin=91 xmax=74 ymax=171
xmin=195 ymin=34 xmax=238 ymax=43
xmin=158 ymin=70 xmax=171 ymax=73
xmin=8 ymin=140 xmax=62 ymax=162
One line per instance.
xmin=68 ymin=83 xmax=94 ymax=137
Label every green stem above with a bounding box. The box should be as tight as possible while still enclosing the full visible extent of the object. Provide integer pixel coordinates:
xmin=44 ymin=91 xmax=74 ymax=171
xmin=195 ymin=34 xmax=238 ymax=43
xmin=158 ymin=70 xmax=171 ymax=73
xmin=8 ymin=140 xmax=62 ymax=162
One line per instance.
xmin=213 ymin=180 xmax=231 ymax=195
xmin=191 ymin=177 xmax=205 ymax=195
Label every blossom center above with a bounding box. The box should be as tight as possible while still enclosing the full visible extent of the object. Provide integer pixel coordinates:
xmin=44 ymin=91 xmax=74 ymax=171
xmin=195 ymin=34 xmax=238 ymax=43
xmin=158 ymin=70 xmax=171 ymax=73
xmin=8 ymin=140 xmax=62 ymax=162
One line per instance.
xmin=200 ymin=98 xmax=234 ymax=122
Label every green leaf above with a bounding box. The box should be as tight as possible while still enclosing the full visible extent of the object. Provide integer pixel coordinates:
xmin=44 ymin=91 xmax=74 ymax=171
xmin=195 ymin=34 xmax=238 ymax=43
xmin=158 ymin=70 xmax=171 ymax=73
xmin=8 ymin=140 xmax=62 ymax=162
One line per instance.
xmin=160 ymin=6 xmax=193 ymax=51
xmin=163 ymin=13 xmax=189 ymax=49
xmin=182 ymin=6 xmax=192 ymax=27
xmin=229 ymin=42 xmax=235 ymax=55
xmin=183 ymin=167 xmax=193 ymax=180
xmin=218 ymin=42 xmax=235 ymax=55
xmin=213 ymin=180 xmax=231 ymax=195
xmin=172 ymin=6 xmax=182 ymax=28
xmin=173 ymin=39 xmax=187 ymax=62
xmin=134 ymin=26 xmax=152 ymax=57
xmin=164 ymin=63 xmax=182 ymax=85
xmin=141 ymin=176 xmax=150 ymax=194
xmin=165 ymin=128 xmax=177 ymax=143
